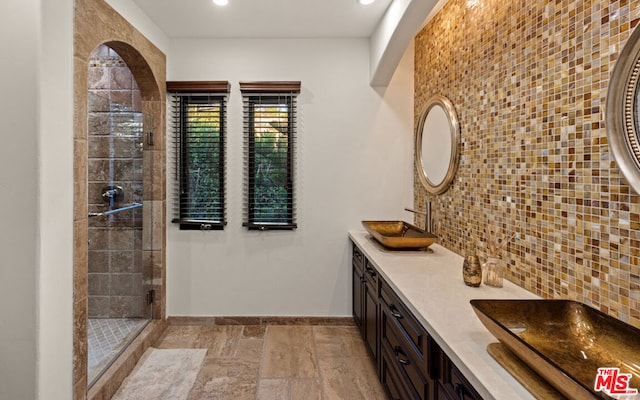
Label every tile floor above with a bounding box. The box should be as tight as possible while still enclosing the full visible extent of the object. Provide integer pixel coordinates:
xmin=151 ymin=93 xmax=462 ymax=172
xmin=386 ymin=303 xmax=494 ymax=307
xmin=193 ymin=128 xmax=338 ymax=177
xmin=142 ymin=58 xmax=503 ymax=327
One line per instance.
xmin=151 ymin=323 xmax=387 ymax=400
xmin=88 ymin=318 xmax=149 ymax=383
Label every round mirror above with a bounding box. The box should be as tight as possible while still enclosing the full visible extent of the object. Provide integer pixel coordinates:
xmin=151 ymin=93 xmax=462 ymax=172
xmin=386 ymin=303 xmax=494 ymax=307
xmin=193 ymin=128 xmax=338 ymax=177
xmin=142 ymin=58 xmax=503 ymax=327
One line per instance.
xmin=607 ymin=24 xmax=640 ymax=194
xmin=416 ymin=96 xmax=460 ymax=194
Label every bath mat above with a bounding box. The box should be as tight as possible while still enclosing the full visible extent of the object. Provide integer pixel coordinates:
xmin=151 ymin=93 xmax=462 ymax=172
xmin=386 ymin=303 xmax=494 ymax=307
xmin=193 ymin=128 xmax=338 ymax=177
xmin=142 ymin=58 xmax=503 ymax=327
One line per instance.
xmin=111 ymin=348 xmax=207 ymax=400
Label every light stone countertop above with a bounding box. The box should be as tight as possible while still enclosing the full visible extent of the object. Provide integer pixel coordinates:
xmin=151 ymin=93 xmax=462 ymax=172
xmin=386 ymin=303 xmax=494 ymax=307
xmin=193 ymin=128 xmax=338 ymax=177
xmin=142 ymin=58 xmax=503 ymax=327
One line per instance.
xmin=349 ymin=230 xmax=540 ymax=400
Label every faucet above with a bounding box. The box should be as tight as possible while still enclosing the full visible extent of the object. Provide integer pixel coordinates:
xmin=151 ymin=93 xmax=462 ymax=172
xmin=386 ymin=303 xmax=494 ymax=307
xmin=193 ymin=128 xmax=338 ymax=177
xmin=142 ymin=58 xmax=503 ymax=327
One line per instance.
xmin=405 ymin=200 xmax=433 ymax=232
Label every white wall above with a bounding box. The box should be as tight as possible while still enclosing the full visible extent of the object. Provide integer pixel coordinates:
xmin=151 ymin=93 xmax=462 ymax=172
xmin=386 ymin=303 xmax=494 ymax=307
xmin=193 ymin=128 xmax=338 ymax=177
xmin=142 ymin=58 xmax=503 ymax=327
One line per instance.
xmin=167 ymin=38 xmax=414 ymax=316
xmin=105 ymin=0 xmax=170 ymax=55
xmin=0 ymin=1 xmax=39 ymax=398
xmin=0 ymin=0 xmax=73 ymax=399
xmin=369 ymin=0 xmax=438 ymax=86
xmin=38 ymin=0 xmax=74 ymax=398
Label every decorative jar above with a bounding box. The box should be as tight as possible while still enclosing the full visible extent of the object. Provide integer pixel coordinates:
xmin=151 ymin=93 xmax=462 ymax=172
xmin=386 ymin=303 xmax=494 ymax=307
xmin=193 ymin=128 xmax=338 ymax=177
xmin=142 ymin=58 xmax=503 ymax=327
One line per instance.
xmin=483 ymin=256 xmax=504 ymax=287
xmin=462 ymin=254 xmax=482 ymax=287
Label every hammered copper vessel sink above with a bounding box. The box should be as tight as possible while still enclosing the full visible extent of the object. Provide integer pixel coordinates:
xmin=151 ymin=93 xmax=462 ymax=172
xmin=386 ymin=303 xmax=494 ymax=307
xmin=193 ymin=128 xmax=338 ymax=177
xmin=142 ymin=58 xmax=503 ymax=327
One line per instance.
xmin=362 ymin=220 xmax=437 ymax=249
xmin=471 ymin=299 xmax=640 ymax=400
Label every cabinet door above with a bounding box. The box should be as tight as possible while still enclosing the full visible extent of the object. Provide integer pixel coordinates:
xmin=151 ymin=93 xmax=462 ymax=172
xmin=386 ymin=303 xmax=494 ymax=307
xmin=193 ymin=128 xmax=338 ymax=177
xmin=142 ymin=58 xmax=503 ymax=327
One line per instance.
xmin=364 ymin=277 xmax=378 ymax=361
xmin=381 ymin=300 xmax=434 ymax=400
xmin=380 ymin=278 xmax=433 ymax=378
xmin=437 ymin=383 xmax=456 ymax=400
xmin=450 ymin=366 xmax=482 ymax=400
xmin=352 ymin=264 xmax=364 ymax=329
xmin=435 ymin=346 xmax=482 ymax=400
xmin=381 ymin=342 xmax=412 ymax=400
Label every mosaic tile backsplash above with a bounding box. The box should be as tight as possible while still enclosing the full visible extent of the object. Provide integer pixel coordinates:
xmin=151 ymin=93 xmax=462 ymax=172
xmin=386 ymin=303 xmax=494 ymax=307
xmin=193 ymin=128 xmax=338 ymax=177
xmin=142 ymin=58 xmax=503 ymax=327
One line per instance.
xmin=414 ymin=0 xmax=640 ymax=327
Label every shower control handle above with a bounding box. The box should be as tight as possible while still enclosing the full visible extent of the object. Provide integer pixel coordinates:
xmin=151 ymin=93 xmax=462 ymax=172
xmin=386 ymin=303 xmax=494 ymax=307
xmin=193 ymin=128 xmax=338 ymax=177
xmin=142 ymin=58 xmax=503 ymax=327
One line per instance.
xmin=101 ymin=185 xmax=124 ymax=203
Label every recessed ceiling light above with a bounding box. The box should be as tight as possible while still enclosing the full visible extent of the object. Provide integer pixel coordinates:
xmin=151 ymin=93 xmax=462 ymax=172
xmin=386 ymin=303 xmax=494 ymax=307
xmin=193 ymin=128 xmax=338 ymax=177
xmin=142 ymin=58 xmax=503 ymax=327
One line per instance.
xmin=213 ymin=0 xmax=229 ymax=6
xmin=358 ymin=0 xmax=375 ymax=4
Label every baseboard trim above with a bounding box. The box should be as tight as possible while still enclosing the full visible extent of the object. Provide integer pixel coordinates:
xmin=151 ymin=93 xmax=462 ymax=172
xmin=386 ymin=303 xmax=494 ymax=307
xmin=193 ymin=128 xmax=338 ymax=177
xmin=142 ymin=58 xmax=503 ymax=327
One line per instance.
xmin=167 ymin=316 xmax=356 ymax=326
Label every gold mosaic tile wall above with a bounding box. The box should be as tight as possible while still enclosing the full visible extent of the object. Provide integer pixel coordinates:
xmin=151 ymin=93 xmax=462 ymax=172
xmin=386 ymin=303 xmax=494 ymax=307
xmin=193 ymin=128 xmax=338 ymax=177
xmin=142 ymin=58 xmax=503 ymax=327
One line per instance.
xmin=414 ymin=0 xmax=640 ymax=327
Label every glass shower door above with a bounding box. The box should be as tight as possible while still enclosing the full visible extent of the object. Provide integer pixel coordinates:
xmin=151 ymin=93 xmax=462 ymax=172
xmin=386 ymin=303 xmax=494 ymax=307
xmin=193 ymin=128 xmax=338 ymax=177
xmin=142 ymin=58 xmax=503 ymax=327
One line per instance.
xmin=86 ymin=44 xmax=152 ymax=386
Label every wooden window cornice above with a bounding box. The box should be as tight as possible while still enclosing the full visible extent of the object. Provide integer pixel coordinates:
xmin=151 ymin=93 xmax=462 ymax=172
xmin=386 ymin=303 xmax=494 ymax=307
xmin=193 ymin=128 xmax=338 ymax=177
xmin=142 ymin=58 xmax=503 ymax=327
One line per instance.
xmin=239 ymin=81 xmax=301 ymax=94
xmin=166 ymin=81 xmax=230 ymax=93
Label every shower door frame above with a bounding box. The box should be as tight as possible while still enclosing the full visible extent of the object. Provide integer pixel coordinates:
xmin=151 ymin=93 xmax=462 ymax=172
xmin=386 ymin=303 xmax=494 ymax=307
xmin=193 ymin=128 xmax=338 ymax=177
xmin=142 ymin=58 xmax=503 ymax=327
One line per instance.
xmin=73 ymin=1 xmax=167 ymax=398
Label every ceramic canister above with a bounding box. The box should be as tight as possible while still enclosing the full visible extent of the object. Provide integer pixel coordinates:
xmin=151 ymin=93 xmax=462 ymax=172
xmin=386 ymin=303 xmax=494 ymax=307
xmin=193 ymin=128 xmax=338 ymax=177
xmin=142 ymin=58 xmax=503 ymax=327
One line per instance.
xmin=463 ymin=254 xmax=482 ymax=287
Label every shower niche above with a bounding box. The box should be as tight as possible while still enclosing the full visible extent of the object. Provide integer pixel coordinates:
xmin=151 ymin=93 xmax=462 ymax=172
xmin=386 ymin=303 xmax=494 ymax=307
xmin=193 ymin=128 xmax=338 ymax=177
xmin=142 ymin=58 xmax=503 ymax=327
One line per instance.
xmin=86 ymin=44 xmax=152 ymax=385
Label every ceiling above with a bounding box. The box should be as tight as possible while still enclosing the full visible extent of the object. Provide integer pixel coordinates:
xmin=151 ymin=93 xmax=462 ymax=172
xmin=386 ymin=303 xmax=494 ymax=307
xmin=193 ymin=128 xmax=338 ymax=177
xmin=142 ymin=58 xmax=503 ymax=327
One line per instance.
xmin=131 ymin=0 xmax=394 ymax=39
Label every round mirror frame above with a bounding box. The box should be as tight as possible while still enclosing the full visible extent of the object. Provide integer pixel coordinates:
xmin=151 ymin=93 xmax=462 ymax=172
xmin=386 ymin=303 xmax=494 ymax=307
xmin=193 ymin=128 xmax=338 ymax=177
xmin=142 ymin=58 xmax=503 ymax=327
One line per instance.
xmin=606 ymin=24 xmax=640 ymax=194
xmin=415 ymin=95 xmax=460 ymax=194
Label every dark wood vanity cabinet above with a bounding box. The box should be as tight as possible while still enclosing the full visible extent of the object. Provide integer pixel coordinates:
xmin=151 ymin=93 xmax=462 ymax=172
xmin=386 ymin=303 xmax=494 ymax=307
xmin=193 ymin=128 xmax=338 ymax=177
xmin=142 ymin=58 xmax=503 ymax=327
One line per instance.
xmin=436 ymin=351 xmax=482 ymax=400
xmin=352 ymin=244 xmax=379 ymax=364
xmin=380 ymin=277 xmax=436 ymax=400
xmin=352 ymin=245 xmax=364 ymax=328
xmin=363 ymin=260 xmax=379 ymax=362
xmin=351 ymin=241 xmax=483 ymax=400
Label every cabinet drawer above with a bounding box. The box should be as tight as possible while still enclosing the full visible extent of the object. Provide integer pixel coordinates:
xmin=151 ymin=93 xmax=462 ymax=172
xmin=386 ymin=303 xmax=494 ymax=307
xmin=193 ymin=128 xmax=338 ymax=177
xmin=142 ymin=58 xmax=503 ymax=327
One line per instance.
xmin=450 ymin=364 xmax=481 ymax=400
xmin=380 ymin=278 xmax=432 ymax=376
xmin=352 ymin=244 xmax=365 ymax=270
xmin=437 ymin=348 xmax=482 ymax=400
xmin=381 ymin=301 xmax=432 ymax=400
xmin=381 ymin=344 xmax=412 ymax=400
xmin=364 ymin=259 xmax=378 ymax=287
xmin=437 ymin=382 xmax=456 ymax=400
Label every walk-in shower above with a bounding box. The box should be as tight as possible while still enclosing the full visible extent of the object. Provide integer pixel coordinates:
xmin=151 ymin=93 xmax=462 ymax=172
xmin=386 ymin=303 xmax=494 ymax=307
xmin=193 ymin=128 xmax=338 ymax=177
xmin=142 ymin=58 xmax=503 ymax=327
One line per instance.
xmin=86 ymin=45 xmax=152 ymax=385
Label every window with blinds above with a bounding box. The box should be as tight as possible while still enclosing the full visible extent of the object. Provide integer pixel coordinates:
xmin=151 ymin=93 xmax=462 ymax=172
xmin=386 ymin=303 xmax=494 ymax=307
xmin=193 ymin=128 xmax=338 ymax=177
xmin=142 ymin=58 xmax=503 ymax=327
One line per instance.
xmin=240 ymin=81 xmax=300 ymax=230
xmin=167 ymin=81 xmax=230 ymax=230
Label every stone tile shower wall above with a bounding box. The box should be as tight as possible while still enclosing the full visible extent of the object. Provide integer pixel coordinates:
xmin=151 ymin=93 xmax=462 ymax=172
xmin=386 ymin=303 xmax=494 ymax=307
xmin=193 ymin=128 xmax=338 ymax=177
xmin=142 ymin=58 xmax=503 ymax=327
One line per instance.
xmin=414 ymin=0 xmax=640 ymax=327
xmin=87 ymin=45 xmax=146 ymax=318
xmin=74 ymin=1 xmax=166 ymax=396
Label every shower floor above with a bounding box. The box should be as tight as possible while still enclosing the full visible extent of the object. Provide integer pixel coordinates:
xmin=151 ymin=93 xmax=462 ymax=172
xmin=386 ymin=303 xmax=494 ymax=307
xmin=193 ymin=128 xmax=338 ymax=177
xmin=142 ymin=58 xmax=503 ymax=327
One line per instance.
xmin=88 ymin=318 xmax=149 ymax=384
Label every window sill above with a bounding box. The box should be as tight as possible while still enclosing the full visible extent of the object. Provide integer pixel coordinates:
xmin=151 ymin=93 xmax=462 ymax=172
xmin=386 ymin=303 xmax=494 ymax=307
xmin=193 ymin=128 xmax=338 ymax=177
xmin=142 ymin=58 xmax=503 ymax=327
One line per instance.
xmin=243 ymin=222 xmax=297 ymax=231
xmin=172 ymin=219 xmax=226 ymax=231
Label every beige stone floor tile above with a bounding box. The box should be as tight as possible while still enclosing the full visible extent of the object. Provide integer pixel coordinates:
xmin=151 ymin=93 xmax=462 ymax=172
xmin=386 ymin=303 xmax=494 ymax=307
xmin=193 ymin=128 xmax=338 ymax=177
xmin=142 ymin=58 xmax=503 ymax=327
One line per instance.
xmin=186 ymin=357 xmax=259 ymax=400
xmin=157 ymin=325 xmax=242 ymax=357
xmin=313 ymin=325 xmax=368 ymax=357
xmin=255 ymin=377 xmax=322 ymax=400
xmin=242 ymin=325 xmax=266 ymax=339
xmin=141 ymin=324 xmax=385 ymax=400
xmin=290 ymin=378 xmax=322 ymax=400
xmin=318 ymin=356 xmax=386 ymax=400
xmin=256 ymin=378 xmax=289 ymax=400
xmin=261 ymin=326 xmax=319 ymax=378
xmin=235 ymin=338 xmax=264 ymax=359
xmin=156 ymin=325 xmax=200 ymax=347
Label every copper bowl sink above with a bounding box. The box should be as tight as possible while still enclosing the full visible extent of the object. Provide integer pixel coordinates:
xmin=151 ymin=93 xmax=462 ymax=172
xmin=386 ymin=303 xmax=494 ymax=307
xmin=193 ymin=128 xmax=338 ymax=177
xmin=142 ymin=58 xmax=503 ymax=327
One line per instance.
xmin=362 ymin=220 xmax=437 ymax=249
xmin=471 ymin=299 xmax=640 ymax=400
